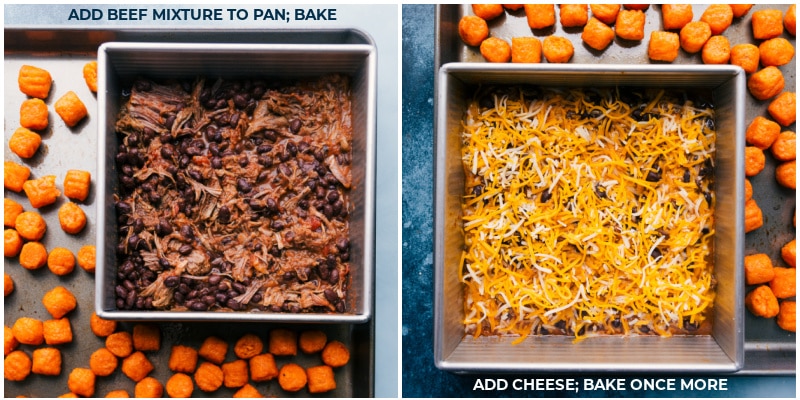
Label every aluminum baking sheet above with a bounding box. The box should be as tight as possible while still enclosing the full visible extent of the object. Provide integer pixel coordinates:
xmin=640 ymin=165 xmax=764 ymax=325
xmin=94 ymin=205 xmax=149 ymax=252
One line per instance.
xmin=4 ymin=29 xmax=373 ymax=398
xmin=434 ymin=4 xmax=795 ymax=375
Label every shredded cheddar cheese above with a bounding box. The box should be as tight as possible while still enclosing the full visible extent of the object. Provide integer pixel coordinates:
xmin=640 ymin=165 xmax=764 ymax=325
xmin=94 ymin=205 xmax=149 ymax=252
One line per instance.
xmin=460 ymin=87 xmax=716 ymax=342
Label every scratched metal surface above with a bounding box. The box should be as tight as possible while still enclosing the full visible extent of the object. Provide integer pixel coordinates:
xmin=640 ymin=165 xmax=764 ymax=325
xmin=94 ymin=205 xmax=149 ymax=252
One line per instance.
xmin=435 ymin=4 xmax=795 ymax=374
xmin=4 ymin=30 xmax=373 ymax=398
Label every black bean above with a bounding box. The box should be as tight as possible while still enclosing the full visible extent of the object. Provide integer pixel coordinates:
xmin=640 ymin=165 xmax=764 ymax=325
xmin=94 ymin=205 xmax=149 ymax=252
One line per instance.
xmin=324 ymin=289 xmax=338 ymax=303
xmin=265 ymin=198 xmax=278 ymax=213
xmin=156 ymin=219 xmax=173 ymax=236
xmin=173 ymin=291 xmax=185 ymax=304
xmin=279 ymin=163 xmax=292 ymax=177
xmin=237 ymin=178 xmax=252 ymax=193
xmin=189 ymin=301 xmax=208 ymax=311
xmin=226 ymin=283 xmax=243 ymax=295
xmin=218 ymin=206 xmax=231 ymax=224
xmin=328 ymin=268 xmax=340 ymax=284
xmin=115 ymin=285 xmax=128 ymax=299
xmin=202 ymin=295 xmax=216 ymax=306
xmin=210 ymin=156 xmax=223 ymax=169
xmin=323 ymin=204 xmax=334 ymax=219
xmin=135 ymin=297 xmax=146 ymax=309
xmin=180 ymin=225 xmax=194 ymax=240
xmin=125 ymin=291 xmax=136 ymax=307
xmin=238 ymin=155 xmax=249 ymax=167
xmin=290 ymin=119 xmax=302 ymax=134
xmin=340 ymin=251 xmax=350 ymax=262
xmin=271 ymin=220 xmax=285 ymax=231
xmin=336 ymin=237 xmax=350 ymax=253
xmin=226 ymin=299 xmax=242 ymax=310
xmin=233 ymin=93 xmax=248 ymax=108
xmin=651 ymin=248 xmax=663 ymax=260
xmin=287 ymin=142 xmax=297 ymax=156
xmin=257 ymin=144 xmax=273 ymax=154
xmin=178 ymin=244 xmax=193 ymax=255
xmin=682 ymin=170 xmax=691 ymax=183
xmin=646 ymin=170 xmax=661 ymax=182
xmin=326 ymin=190 xmax=340 ymax=203
xmin=638 ymin=325 xmax=650 ymax=334
xmin=164 ymin=276 xmax=180 ymax=288
xmin=164 ymin=114 xmax=176 ymax=130
xmin=252 ymin=293 xmax=263 ymax=303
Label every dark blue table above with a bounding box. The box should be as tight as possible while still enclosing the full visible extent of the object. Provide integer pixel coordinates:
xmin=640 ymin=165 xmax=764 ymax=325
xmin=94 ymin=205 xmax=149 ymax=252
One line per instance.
xmin=400 ymin=4 xmax=795 ymax=398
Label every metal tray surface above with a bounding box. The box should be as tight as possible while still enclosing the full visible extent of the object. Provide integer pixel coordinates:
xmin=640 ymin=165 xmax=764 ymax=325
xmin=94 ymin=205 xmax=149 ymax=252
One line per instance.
xmin=4 ymin=29 xmax=374 ymax=398
xmin=96 ymin=41 xmax=377 ymax=324
xmin=434 ymin=4 xmax=795 ymax=375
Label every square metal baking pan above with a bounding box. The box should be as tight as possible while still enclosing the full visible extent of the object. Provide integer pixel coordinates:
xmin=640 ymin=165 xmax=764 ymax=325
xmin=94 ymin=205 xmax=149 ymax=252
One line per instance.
xmin=96 ymin=41 xmax=377 ymax=324
xmin=434 ymin=63 xmax=746 ymax=372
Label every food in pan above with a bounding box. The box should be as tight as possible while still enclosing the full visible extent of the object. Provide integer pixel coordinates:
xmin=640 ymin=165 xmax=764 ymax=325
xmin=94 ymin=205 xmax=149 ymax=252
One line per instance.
xmin=746 ymin=116 xmax=781 ymax=150
xmin=744 ymin=253 xmax=775 ymax=285
xmin=744 ymin=146 xmax=766 ymax=177
xmin=194 ymin=361 xmax=224 ymax=392
xmin=4 ymin=272 xmax=13 ymax=296
xmin=67 ymin=367 xmax=96 ymax=397
xmin=249 ymin=352 xmax=279 ymax=382
xmin=278 ymin=363 xmax=307 ymax=392
xmin=731 ymin=4 xmax=754 ymax=19
xmin=480 ymin=37 xmax=512 ymax=62
xmin=58 ymin=202 xmax=86 ymax=235
xmin=105 ymin=331 xmax=134 ymax=358
xmin=777 ymin=301 xmax=796 ymax=332
xmin=524 ymin=4 xmax=555 ymax=29
xmin=19 ymin=241 xmax=47 ymax=270
xmin=121 ymin=351 xmax=154 ymax=382
xmin=786 ymin=4 xmax=796 ymax=36
xmin=558 ymin=4 xmax=588 ymax=28
xmin=77 ymin=244 xmax=96 ymax=273
xmin=199 ymin=335 xmax=228 ymax=364
xmin=781 ymin=239 xmax=796 ymax=267
xmin=233 ymin=383 xmax=263 ymax=398
xmin=132 ymin=323 xmax=160 ymax=352
xmin=307 ymin=365 xmax=337 ymax=393
xmin=701 ymin=35 xmax=731 ymax=65
xmin=42 ymin=318 xmax=72 ymax=345
xmin=321 ymin=339 xmax=350 ymax=367
xmin=269 ymin=328 xmax=298 ymax=356
xmin=770 ymin=267 xmax=796 ymax=299
xmin=47 ymin=247 xmax=75 ymax=276
xmin=111 ymin=74 xmax=353 ymax=314
xmin=589 ymin=4 xmax=619 ymax=25
xmin=472 ymin=4 xmax=504 ymax=21
xmin=4 ymin=160 xmax=30 ymax=192
xmin=771 ymin=130 xmax=796 ymax=161
xmin=4 ymin=325 xmax=18 ymax=356
xmin=12 ymin=316 xmax=43 ymax=345
xmin=222 ymin=359 xmax=249 ymax=388
xmin=105 ymin=389 xmax=130 ymax=398
xmin=23 ymin=175 xmax=61 ymax=209
xmin=4 ymin=350 xmax=32 ymax=381
xmin=729 ymin=43 xmax=760 ymax=74
xmin=32 ymin=347 xmax=62 ymax=376
xmin=511 ymin=37 xmax=542 ymax=63
xmin=744 ymin=198 xmax=763 ymax=233
xmin=42 ymin=285 xmax=77 ymax=319
xmin=458 ymin=15 xmax=489 ymax=47
xmin=134 ymin=376 xmax=163 ymax=398
xmin=63 ymin=169 xmax=91 ymax=202
xmin=648 ymin=30 xmax=680 ymax=62
xmin=581 ymin=17 xmax=615 ymax=51
xmin=299 ymin=329 xmax=328 ymax=354
xmin=5 ymin=229 xmax=22 ymax=258
xmin=169 ymin=344 xmax=199 ymax=373
xmin=746 ymin=285 xmax=779 ymax=318
xmin=18 ymin=64 xmax=52 ymax=99
xmin=768 ymin=91 xmax=796 ymax=127
xmin=83 ymin=61 xmax=99 ymax=93
xmin=615 ymin=9 xmax=645 ymax=41
xmin=19 ymin=98 xmax=49 ymax=131
xmin=90 ymin=311 xmax=117 ymax=337
xmin=752 ymin=8 xmax=785 ymax=39
xmin=233 ymin=333 xmax=263 ymax=359
xmin=700 ymin=4 xmax=733 ymax=35
xmin=55 ymin=91 xmax=88 ymax=127
xmin=165 ymin=373 xmax=194 ymax=398
xmin=622 ymin=4 xmax=649 ymax=11
xmin=9 ymin=127 xmax=42 ymax=159
xmin=89 ymin=347 xmax=119 ymax=377
xmin=4 ymin=198 xmax=24 ymax=228
xmin=661 ymin=4 xmax=693 ymax=30
xmin=460 ymin=86 xmax=717 ymax=341
xmin=679 ymin=21 xmax=712 ymax=54
xmin=775 ymin=161 xmax=796 ymax=189
xmin=759 ymin=37 xmax=795 ymax=67
xmin=748 ymin=66 xmax=784 ymax=100
xmin=542 ymin=35 xmax=574 ymax=63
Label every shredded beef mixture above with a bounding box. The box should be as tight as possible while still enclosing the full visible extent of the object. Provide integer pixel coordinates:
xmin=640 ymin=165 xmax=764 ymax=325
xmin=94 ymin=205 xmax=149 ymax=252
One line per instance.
xmin=112 ymin=74 xmax=353 ymax=313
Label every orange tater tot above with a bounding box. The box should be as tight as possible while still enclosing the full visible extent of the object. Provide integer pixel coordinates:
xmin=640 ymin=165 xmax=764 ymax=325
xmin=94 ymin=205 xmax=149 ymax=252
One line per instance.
xmin=700 ymin=4 xmax=733 ymax=35
xmin=480 ymin=37 xmax=511 ymax=63
xmin=458 ymin=15 xmax=489 ymax=47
